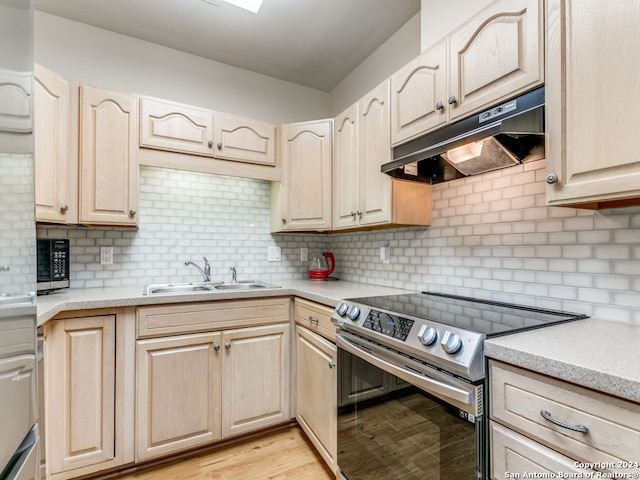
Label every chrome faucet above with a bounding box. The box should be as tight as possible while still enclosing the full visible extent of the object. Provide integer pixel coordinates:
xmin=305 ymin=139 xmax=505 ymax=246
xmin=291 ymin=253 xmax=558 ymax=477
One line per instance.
xmin=185 ymin=257 xmax=211 ymax=282
xmin=230 ymin=266 xmax=237 ymax=283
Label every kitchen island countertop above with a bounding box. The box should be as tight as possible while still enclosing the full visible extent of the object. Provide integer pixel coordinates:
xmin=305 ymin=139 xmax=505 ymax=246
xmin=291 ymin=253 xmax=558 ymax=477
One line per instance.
xmin=35 ymin=279 xmax=412 ymax=327
xmin=485 ymin=318 xmax=640 ymax=404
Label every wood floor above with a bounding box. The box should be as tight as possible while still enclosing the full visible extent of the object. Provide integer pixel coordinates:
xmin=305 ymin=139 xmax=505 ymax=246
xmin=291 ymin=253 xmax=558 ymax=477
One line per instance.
xmin=104 ymin=426 xmax=334 ymax=480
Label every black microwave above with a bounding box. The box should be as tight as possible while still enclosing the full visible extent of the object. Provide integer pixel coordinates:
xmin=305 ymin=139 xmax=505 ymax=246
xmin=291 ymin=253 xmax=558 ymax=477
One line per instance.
xmin=37 ymin=238 xmax=70 ymax=294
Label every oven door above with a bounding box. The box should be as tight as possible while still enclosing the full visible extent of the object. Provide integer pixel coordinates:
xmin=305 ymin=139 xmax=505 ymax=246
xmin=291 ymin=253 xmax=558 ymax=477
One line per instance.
xmin=336 ymin=331 xmax=485 ymax=480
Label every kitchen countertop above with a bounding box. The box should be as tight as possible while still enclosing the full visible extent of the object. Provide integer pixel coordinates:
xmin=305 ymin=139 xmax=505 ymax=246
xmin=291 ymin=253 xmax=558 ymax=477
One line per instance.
xmin=35 ymin=279 xmax=412 ymax=327
xmin=485 ymin=318 xmax=640 ymax=404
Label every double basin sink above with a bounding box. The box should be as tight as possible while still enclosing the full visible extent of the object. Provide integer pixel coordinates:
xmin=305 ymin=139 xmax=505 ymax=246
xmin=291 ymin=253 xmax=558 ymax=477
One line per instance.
xmin=143 ymin=280 xmax=280 ymax=295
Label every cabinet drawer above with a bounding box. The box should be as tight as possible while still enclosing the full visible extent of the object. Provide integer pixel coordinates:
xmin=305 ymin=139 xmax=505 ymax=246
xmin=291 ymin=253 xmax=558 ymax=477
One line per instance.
xmin=137 ymin=297 xmax=290 ymax=338
xmin=491 ymin=421 xmax=595 ymax=479
xmin=294 ymin=298 xmax=335 ymax=342
xmin=490 ymin=360 xmax=640 ymax=473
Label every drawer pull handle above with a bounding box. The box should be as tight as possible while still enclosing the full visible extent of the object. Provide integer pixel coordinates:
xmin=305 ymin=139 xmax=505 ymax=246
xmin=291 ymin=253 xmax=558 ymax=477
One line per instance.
xmin=540 ymin=410 xmax=589 ymax=433
xmin=308 ymin=316 xmax=319 ymax=323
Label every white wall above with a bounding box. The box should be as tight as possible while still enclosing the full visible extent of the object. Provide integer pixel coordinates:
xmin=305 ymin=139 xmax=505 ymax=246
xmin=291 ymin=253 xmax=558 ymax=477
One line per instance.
xmin=34 ymin=12 xmax=329 ymax=124
xmin=420 ymin=0 xmax=492 ymax=51
xmin=329 ymin=13 xmax=421 ymax=116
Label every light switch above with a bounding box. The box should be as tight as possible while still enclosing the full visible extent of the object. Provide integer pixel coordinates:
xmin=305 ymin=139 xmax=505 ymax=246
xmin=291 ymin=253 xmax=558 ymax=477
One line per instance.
xmin=380 ymin=245 xmax=390 ymax=264
xmin=300 ymin=247 xmax=308 ymax=262
xmin=268 ymin=246 xmax=281 ymax=262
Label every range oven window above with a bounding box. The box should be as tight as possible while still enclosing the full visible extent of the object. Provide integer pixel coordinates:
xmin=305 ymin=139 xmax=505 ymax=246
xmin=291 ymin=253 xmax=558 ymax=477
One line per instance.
xmin=337 ymin=343 xmax=484 ymax=480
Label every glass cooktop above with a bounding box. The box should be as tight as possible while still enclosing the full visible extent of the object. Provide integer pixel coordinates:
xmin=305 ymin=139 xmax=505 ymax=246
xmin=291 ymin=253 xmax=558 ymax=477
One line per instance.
xmin=347 ymin=291 xmax=587 ymax=337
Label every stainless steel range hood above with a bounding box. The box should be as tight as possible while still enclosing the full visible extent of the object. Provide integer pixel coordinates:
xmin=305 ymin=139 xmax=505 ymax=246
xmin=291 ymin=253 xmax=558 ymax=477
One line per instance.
xmin=383 ymin=87 xmax=545 ymax=184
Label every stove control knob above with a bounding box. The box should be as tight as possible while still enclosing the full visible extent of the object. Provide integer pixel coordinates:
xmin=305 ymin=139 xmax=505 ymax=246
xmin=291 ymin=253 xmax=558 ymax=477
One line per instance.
xmin=441 ymin=331 xmax=462 ymax=354
xmin=346 ymin=305 xmax=361 ymax=321
xmin=335 ymin=302 xmax=349 ymax=317
xmin=417 ymin=325 xmax=438 ymax=346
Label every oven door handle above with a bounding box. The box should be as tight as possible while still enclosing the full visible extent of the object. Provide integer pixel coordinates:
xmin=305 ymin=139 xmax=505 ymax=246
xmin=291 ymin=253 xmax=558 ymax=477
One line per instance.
xmin=337 ymin=334 xmax=474 ymax=406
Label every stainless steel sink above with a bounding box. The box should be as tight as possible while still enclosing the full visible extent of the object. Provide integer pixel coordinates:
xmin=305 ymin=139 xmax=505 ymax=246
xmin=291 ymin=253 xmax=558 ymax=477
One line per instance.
xmin=143 ymin=280 xmax=280 ymax=295
xmin=0 ymin=292 xmax=36 ymax=306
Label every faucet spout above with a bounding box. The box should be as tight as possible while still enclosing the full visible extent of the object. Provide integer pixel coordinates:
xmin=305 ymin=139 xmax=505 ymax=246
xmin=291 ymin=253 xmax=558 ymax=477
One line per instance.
xmin=185 ymin=258 xmax=211 ymax=282
xmin=230 ymin=267 xmax=237 ymax=283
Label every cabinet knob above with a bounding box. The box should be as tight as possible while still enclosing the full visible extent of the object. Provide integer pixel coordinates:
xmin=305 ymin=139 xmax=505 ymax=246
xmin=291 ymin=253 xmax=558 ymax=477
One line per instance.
xmin=350 ymin=211 xmax=356 ymax=218
xmin=448 ymin=96 xmax=457 ymax=105
xmin=60 ymin=204 xmax=69 ymax=213
xmin=129 ymin=209 xmax=136 ymax=217
xmin=208 ymin=140 xmax=213 ymax=148
xmin=356 ymin=210 xmax=363 ymax=217
xmin=214 ymin=344 xmax=220 ymax=351
xmin=281 ymin=217 xmax=286 ymax=224
xmin=546 ymin=173 xmax=559 ymax=184
xmin=328 ymin=361 xmax=335 ymax=369
xmin=217 ymin=142 xmax=223 ymax=150
xmin=308 ymin=316 xmax=319 ymax=323
xmin=435 ymin=101 xmax=444 ymax=111
xmin=225 ymin=342 xmax=231 ymax=350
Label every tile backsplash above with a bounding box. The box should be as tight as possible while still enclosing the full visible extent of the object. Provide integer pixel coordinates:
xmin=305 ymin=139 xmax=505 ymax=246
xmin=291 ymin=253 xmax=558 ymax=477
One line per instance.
xmin=38 ymin=161 xmax=640 ymax=324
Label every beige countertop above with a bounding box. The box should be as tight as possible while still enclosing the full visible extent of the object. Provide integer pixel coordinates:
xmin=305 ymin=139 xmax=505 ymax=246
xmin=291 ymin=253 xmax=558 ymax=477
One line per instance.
xmin=35 ymin=279 xmax=412 ymax=327
xmin=485 ymin=318 xmax=640 ymax=404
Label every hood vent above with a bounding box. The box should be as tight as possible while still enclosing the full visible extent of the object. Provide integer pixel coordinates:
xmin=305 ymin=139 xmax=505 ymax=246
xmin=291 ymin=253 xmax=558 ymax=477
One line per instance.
xmin=383 ymin=87 xmax=545 ymax=184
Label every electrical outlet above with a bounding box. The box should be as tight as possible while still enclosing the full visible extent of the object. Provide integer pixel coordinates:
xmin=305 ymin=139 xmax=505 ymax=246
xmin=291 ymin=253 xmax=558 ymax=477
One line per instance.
xmin=300 ymin=247 xmax=308 ymax=262
xmin=267 ymin=246 xmax=281 ymax=262
xmin=380 ymin=245 xmax=390 ymax=264
xmin=100 ymin=246 xmax=113 ymax=265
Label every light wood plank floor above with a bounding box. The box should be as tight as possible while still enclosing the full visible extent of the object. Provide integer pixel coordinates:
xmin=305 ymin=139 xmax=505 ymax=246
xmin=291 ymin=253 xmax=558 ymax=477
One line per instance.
xmin=103 ymin=426 xmax=334 ymax=480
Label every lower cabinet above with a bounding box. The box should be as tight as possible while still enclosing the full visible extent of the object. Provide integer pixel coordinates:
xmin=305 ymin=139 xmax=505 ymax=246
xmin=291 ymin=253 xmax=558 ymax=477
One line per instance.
xmin=135 ymin=299 xmax=292 ymax=461
xmin=295 ymin=325 xmax=337 ymax=473
xmin=489 ymin=360 xmax=640 ymax=479
xmin=135 ymin=332 xmax=223 ymax=461
xmin=43 ymin=309 xmax=135 ymax=480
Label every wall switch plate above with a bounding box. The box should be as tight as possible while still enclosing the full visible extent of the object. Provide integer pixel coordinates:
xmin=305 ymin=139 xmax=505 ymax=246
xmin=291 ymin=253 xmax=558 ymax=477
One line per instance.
xmin=380 ymin=245 xmax=390 ymax=264
xmin=268 ymin=246 xmax=281 ymax=262
xmin=100 ymin=246 xmax=113 ymax=265
xmin=300 ymin=247 xmax=308 ymax=262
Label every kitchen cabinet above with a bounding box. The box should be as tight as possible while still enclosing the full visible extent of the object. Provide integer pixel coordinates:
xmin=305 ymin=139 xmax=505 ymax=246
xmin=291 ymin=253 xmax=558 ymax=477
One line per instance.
xmin=222 ymin=323 xmax=291 ymax=438
xmin=295 ymin=325 xmax=337 ymax=474
xmin=138 ymin=96 xmax=279 ymax=181
xmin=334 ymin=80 xmax=431 ymax=230
xmin=135 ymin=332 xmax=222 ymax=461
xmin=545 ymin=0 xmax=640 ymax=208
xmin=43 ymin=308 xmax=135 ymax=480
xmin=489 ymin=360 xmax=640 ymax=478
xmin=34 ymin=64 xmax=79 ymax=224
xmin=79 ymin=85 xmax=138 ymax=226
xmin=390 ymin=0 xmax=543 ymax=146
xmin=271 ymin=119 xmax=332 ymax=232
xmin=135 ymin=298 xmax=291 ymax=460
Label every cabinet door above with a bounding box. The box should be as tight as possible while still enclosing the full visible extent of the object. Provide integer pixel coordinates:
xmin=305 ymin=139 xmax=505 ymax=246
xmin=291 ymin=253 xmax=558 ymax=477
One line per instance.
xmin=332 ymin=104 xmax=359 ymax=230
xmin=390 ymin=39 xmax=448 ymax=146
xmin=140 ymin=96 xmax=214 ymax=157
xmin=546 ymin=0 xmax=640 ymax=207
xmin=359 ymin=80 xmax=392 ymax=226
xmin=34 ymin=65 xmax=78 ymax=224
xmin=222 ymin=324 xmax=290 ymax=437
xmin=79 ymin=85 xmax=138 ymax=226
xmin=214 ymin=112 xmax=277 ymax=166
xmin=46 ymin=316 xmax=116 ymax=474
xmin=448 ymin=0 xmax=543 ymax=121
xmin=279 ymin=120 xmax=332 ymax=231
xmin=136 ymin=332 xmax=222 ymax=461
xmin=296 ymin=326 xmax=337 ymax=472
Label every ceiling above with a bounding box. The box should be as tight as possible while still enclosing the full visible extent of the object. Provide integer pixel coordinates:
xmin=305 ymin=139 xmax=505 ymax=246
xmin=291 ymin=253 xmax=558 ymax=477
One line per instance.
xmin=34 ymin=0 xmax=421 ymax=92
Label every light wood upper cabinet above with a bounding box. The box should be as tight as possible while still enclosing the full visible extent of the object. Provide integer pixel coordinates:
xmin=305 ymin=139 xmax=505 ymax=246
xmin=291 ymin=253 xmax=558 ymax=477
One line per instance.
xmin=391 ymin=39 xmax=448 ymax=146
xmin=138 ymin=96 xmax=279 ymax=181
xmin=34 ymin=65 xmax=79 ymax=224
xmin=391 ymin=0 xmax=543 ymax=146
xmin=222 ymin=323 xmax=291 ymax=438
xmin=272 ymin=119 xmax=332 ymax=231
xmin=139 ymin=96 xmax=213 ymax=156
xmin=334 ymin=80 xmax=431 ymax=230
xmin=448 ymin=0 xmax=543 ymax=122
xmin=214 ymin=112 xmax=277 ymax=166
xmin=545 ymin=0 xmax=640 ymax=208
xmin=44 ymin=309 xmax=135 ymax=480
xmin=136 ymin=332 xmax=222 ymax=461
xmin=295 ymin=324 xmax=337 ymax=474
xmin=79 ymin=85 xmax=139 ymax=226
